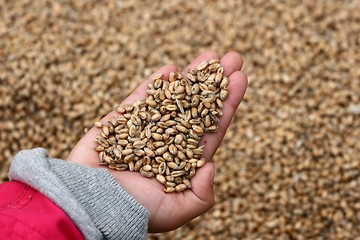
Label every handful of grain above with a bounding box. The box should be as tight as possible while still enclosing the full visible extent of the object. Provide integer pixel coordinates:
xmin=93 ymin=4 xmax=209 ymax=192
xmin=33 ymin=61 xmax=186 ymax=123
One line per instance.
xmin=94 ymin=59 xmax=228 ymax=193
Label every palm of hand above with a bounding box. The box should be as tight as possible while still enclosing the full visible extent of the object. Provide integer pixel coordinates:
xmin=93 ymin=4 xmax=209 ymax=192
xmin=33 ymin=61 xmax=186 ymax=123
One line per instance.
xmin=67 ymin=51 xmax=247 ymax=232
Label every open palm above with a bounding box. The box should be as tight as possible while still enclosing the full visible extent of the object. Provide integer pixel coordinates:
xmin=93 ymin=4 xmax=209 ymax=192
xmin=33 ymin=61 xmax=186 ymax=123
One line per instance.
xmin=66 ymin=50 xmax=247 ymax=232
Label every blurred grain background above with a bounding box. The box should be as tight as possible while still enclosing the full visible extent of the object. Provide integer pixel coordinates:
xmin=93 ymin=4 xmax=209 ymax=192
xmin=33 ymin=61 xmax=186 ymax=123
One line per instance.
xmin=1 ymin=0 xmax=359 ymax=239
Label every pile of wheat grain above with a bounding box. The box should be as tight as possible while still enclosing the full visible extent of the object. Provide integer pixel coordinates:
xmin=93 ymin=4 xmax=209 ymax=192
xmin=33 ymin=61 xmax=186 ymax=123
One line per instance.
xmin=1 ymin=0 xmax=359 ymax=239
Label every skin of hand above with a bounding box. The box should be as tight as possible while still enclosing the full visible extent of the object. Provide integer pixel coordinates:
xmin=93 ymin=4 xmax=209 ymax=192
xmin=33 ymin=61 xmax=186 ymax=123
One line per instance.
xmin=66 ymin=50 xmax=248 ymax=233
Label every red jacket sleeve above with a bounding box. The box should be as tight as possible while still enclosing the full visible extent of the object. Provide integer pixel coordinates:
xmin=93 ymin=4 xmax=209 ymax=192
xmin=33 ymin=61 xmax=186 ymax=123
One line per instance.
xmin=0 ymin=181 xmax=84 ymax=240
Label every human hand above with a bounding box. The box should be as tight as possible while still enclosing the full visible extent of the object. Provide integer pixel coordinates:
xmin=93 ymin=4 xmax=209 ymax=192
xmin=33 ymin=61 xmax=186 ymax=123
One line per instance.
xmin=66 ymin=50 xmax=248 ymax=232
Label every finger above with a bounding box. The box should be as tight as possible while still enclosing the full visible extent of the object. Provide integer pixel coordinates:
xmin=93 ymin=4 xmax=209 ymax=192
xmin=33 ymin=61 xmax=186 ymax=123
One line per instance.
xmin=200 ymin=71 xmax=248 ymax=161
xmin=220 ymin=51 xmax=244 ymax=76
xmin=182 ymin=50 xmax=220 ymax=76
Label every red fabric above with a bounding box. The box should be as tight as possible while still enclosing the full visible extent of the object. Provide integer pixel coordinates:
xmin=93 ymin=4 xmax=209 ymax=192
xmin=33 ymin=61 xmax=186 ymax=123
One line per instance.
xmin=0 ymin=181 xmax=84 ymax=240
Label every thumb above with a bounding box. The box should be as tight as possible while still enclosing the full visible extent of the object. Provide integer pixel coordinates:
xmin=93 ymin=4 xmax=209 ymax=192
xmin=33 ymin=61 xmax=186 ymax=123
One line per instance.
xmin=190 ymin=162 xmax=216 ymax=206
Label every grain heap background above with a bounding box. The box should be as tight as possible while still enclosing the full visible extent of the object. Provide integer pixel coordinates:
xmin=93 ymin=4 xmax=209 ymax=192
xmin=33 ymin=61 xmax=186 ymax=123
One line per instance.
xmin=0 ymin=0 xmax=359 ymax=239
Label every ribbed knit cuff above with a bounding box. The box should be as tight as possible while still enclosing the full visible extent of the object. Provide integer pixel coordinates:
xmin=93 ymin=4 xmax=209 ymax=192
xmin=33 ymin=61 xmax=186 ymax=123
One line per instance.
xmin=48 ymin=157 xmax=149 ymax=239
xmin=9 ymin=148 xmax=149 ymax=240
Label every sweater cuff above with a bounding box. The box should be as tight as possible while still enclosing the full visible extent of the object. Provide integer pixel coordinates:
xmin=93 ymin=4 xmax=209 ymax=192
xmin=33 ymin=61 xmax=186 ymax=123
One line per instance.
xmin=9 ymin=148 xmax=149 ymax=240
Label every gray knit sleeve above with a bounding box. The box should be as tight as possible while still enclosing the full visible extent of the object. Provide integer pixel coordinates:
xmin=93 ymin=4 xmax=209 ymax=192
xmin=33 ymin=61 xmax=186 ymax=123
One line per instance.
xmin=9 ymin=148 xmax=149 ymax=240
